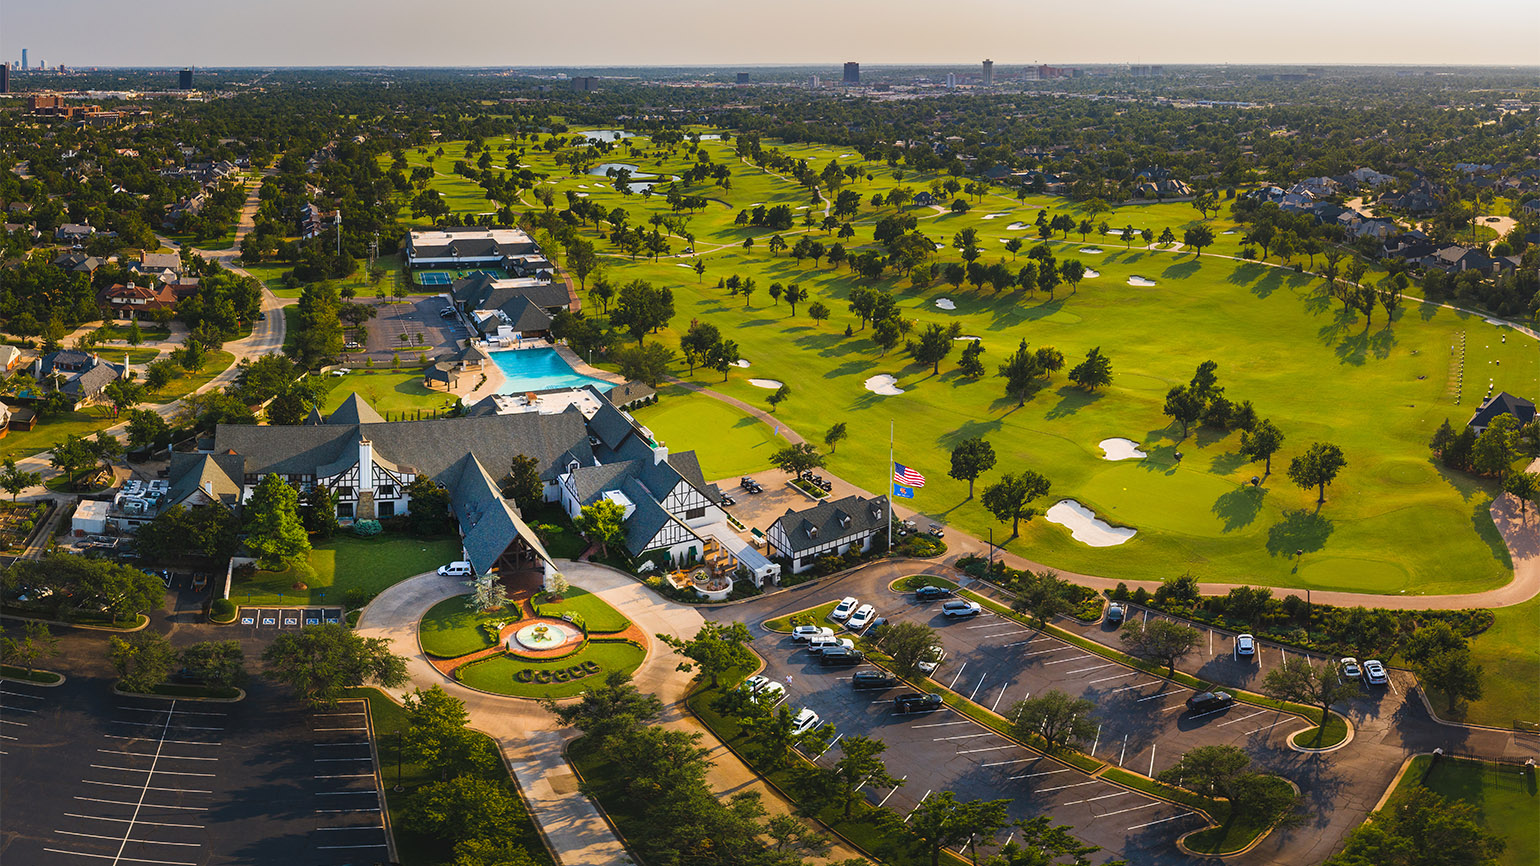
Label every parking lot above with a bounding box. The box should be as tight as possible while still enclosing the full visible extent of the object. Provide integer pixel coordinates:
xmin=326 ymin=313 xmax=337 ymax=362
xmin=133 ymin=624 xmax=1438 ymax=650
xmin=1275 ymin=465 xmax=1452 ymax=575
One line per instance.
xmin=237 ymin=607 xmax=343 ymax=629
xmin=0 ymin=677 xmax=390 ymax=865
xmin=351 ymin=295 xmax=465 ymax=362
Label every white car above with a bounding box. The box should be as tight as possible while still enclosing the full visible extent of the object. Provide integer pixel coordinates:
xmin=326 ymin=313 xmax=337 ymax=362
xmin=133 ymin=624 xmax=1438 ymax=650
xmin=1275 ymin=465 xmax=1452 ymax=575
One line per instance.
xmin=744 ymin=674 xmax=772 ymax=693
xmin=754 ymin=681 xmax=786 ymax=704
xmin=1339 ymin=657 xmax=1363 ymax=681
xmin=792 ymin=625 xmax=834 ymax=642
xmin=1364 ymin=659 xmax=1389 ymax=686
xmin=437 ymin=561 xmax=473 ymax=577
xmin=792 ymin=707 xmax=822 ymax=736
xmin=808 ymin=635 xmax=855 ymax=654
xmin=847 ymin=604 xmax=876 ymax=631
xmin=1236 ymin=634 xmax=1256 ymax=657
xmin=917 ymin=645 xmax=946 ymax=674
xmin=942 ymin=600 xmax=982 ymax=618
xmin=830 ymin=596 xmax=859 ymax=621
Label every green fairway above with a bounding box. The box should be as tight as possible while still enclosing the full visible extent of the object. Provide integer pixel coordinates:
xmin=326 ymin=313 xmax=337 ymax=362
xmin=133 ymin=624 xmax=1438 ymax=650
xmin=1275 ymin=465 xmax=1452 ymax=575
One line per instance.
xmin=535 ymin=586 xmax=632 ymax=634
xmin=1393 ymin=756 xmax=1538 ymax=866
xmin=629 ymin=385 xmax=786 ymax=479
xmin=418 ymin=595 xmax=517 ymax=657
xmin=385 ymin=131 xmax=1535 ymax=600
xmin=232 ymin=534 xmax=461 ymax=606
xmin=320 ymin=369 xmax=459 ymax=418
xmin=455 ymin=640 xmax=645 ymax=699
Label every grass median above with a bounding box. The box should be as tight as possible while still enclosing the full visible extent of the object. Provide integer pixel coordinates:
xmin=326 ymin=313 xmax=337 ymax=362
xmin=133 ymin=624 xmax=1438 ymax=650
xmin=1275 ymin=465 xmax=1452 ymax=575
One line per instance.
xmin=764 ymin=600 xmax=840 ymax=632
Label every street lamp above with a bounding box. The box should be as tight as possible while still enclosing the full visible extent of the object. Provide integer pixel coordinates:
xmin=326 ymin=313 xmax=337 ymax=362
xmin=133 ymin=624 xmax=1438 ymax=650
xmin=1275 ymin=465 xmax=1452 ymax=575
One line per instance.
xmin=394 ymin=729 xmax=404 ymax=791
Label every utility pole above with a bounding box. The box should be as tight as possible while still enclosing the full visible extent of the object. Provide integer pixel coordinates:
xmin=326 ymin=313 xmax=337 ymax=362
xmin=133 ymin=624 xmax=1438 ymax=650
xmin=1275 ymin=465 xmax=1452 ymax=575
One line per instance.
xmin=335 ymin=209 xmax=343 ymax=256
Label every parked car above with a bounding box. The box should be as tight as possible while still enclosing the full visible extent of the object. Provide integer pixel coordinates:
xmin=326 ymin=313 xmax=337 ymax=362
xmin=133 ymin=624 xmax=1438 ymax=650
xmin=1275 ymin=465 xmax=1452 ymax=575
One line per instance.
xmin=792 ymin=625 xmax=834 ymax=642
xmin=808 ymin=636 xmax=855 ymax=654
xmin=830 ymin=597 xmax=859 ymax=621
xmin=852 ymin=671 xmax=898 ymax=690
xmin=438 ymin=307 xmax=456 ymax=318
xmin=1185 ymin=691 xmax=1235 ymax=713
xmin=942 ymin=600 xmax=982 ymax=618
xmin=913 ymin=585 xmax=954 ymax=601
xmin=1364 ymin=659 xmax=1389 ymax=686
xmin=927 ymin=523 xmax=945 ymax=538
xmin=744 ymin=674 xmax=772 ymax=694
xmin=1236 ymin=634 xmax=1256 ymax=658
xmin=894 ymin=693 xmax=944 ymax=713
xmin=820 ymin=647 xmax=865 ymax=666
xmin=847 ymin=604 xmax=876 ymax=631
xmin=1106 ymin=602 xmax=1125 ymax=624
xmin=1339 ymin=657 xmax=1363 ymax=681
xmin=917 ymin=645 xmax=945 ymax=674
xmin=754 ymin=681 xmax=786 ymax=704
xmin=437 ymin=561 xmax=474 ymax=577
xmin=792 ymin=707 xmax=822 ymax=735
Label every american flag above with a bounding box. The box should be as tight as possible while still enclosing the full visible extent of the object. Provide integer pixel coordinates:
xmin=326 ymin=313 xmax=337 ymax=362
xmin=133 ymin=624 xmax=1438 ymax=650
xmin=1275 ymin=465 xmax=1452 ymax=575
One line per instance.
xmin=893 ymin=463 xmax=926 ymax=488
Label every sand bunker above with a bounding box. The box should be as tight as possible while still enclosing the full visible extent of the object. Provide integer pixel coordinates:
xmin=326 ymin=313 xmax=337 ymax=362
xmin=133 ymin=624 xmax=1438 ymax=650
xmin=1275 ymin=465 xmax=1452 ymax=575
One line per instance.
xmin=935 ymin=298 xmax=957 ymax=310
xmin=1098 ymin=438 xmax=1147 ymax=461
xmin=1007 ymin=222 xmax=1030 ymax=230
xmin=1128 ymin=276 xmax=1156 ymax=287
xmin=864 ymin=374 xmax=904 ymax=396
xmin=575 ymin=192 xmax=590 ymax=197
xmin=981 ymin=213 xmax=1009 ymax=220
xmin=1106 ymin=229 xmax=1126 ymax=236
xmin=732 ymin=359 xmax=751 ymax=368
xmin=1079 ymin=247 xmax=1104 ymax=254
xmin=1083 ymin=269 xmax=1101 ymax=278
xmin=1222 ymin=230 xmax=1237 ymax=235
xmin=1046 ymin=500 xmax=1136 ymax=547
xmin=749 ymin=378 xmax=784 ymax=389
xmin=953 ymin=335 xmax=981 ymax=341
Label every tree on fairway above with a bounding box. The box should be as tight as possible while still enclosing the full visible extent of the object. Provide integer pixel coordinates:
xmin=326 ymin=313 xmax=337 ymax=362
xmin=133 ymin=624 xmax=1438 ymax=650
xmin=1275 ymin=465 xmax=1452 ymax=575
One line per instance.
xmin=998 ymin=339 xmax=1043 ymax=405
xmin=766 ymin=383 xmax=791 ymax=411
xmin=1059 ymin=259 xmax=1086 ymax=293
xmin=244 ymin=473 xmax=311 ymax=569
xmin=109 ymin=632 xmax=177 ymax=693
xmin=958 ymin=340 xmax=986 ymax=378
xmin=1412 ymin=646 xmax=1484 ymax=714
xmin=807 ymin=300 xmax=830 ymax=324
xmin=879 ymin=620 xmax=939 ymax=679
xmin=656 ymin=621 xmax=755 ymax=688
xmin=1158 ymin=226 xmax=1175 ymax=246
xmin=1068 ymin=346 xmax=1112 ymax=391
xmin=178 ymin=640 xmax=247 ymax=688
xmin=908 ymin=322 xmax=958 ymax=374
xmin=770 ymin=442 xmax=824 ymax=475
xmin=828 ymin=736 xmax=903 ymax=819
xmin=1262 ymin=657 xmax=1360 ymax=740
xmin=1471 ymin=414 xmax=1518 ymax=479
xmin=823 ymin=422 xmax=848 ymax=453
xmin=262 ymin=623 xmax=407 ymax=709
xmin=1240 ymin=419 xmax=1286 ymax=476
xmin=782 ymin=283 xmax=807 ymax=315
xmin=1011 ymin=569 xmax=1071 ymax=627
xmin=1120 ymin=617 xmax=1202 ymax=676
xmin=679 ymin=320 xmax=721 ymax=375
xmin=574 ymin=499 xmax=627 ymax=558
xmin=1009 ymin=690 xmax=1098 ymax=752
xmin=948 ymin=437 xmax=997 ymax=498
xmin=908 ymin=792 xmax=1010 ymax=866
xmin=1184 ymin=224 xmax=1215 ymax=256
xmin=1503 ymin=470 xmax=1540 ymax=518
xmin=610 ymin=279 xmax=674 ymax=344
xmin=1163 ymin=385 xmax=1205 ymax=438
xmin=693 ymin=258 xmax=706 ymax=282
xmin=0 ymin=458 xmax=41 ymax=501
xmin=1287 ymin=442 xmax=1347 ymax=504
xmin=981 ymin=470 xmax=1052 ymax=538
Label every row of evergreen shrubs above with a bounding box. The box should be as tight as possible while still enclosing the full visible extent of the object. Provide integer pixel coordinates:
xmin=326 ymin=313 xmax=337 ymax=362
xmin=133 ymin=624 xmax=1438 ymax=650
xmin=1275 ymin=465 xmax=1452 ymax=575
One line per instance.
xmin=957 ymin=555 xmax=1103 ymax=620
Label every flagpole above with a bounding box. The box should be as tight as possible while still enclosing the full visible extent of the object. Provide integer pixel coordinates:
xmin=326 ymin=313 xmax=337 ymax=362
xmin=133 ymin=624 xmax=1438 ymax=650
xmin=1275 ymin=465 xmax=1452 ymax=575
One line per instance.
xmin=888 ymin=419 xmax=893 ymax=553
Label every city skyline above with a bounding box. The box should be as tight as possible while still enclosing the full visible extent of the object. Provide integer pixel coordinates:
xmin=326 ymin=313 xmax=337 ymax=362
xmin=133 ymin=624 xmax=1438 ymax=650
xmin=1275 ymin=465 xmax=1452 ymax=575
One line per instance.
xmin=2 ymin=0 xmax=1537 ymax=69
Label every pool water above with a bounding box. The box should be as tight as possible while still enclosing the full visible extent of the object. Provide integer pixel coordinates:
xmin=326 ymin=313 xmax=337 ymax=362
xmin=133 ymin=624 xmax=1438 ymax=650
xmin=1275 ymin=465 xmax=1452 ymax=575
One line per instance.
xmin=492 ymin=347 xmax=613 ymax=393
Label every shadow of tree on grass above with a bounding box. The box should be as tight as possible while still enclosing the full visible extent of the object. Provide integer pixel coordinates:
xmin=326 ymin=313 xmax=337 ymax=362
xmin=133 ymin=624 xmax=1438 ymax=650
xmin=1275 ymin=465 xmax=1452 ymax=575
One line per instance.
xmin=1265 ymin=508 xmax=1334 ymax=557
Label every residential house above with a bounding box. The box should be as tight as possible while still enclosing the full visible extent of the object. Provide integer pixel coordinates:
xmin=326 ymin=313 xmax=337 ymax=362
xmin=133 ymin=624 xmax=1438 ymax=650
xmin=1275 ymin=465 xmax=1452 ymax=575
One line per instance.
xmin=1298 ymin=177 xmax=1339 ymax=197
xmin=33 ymin=350 xmax=124 ymax=406
xmin=0 ymin=346 xmax=22 ymax=372
xmin=1424 ymin=245 xmax=1496 ymax=275
xmin=52 ymin=251 xmax=103 ymax=276
xmin=1348 ymin=167 xmax=1395 ymax=187
xmin=450 ymin=272 xmax=571 ymax=323
xmin=55 ymin=223 xmax=96 ymax=244
xmin=765 ymin=494 xmax=891 ymax=574
xmin=130 ymin=252 xmax=183 ymax=283
xmin=97 ymin=281 xmax=184 ymax=319
xmin=912 ymin=191 xmax=937 ymax=207
xmin=1467 ymin=391 xmax=1535 ymax=435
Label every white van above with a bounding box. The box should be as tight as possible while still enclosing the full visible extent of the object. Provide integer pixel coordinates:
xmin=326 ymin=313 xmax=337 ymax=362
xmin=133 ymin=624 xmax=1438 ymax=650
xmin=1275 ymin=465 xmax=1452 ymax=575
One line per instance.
xmin=437 ymin=561 xmax=474 ymax=577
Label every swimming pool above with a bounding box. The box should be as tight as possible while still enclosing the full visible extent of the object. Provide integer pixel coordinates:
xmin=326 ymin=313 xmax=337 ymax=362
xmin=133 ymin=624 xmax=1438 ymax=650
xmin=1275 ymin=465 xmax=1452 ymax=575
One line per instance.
xmin=492 ymin=347 xmax=614 ymax=393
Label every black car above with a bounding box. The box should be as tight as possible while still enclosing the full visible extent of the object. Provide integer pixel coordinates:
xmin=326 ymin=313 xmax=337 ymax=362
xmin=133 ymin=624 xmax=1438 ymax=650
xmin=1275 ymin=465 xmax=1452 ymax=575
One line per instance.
xmin=851 ymin=671 xmax=898 ymax=690
xmin=914 ymin=585 xmax=955 ymax=601
xmin=894 ymin=692 xmax=944 ymax=713
xmin=820 ymin=647 xmax=865 ymax=666
xmin=1185 ymin=691 xmax=1235 ymax=713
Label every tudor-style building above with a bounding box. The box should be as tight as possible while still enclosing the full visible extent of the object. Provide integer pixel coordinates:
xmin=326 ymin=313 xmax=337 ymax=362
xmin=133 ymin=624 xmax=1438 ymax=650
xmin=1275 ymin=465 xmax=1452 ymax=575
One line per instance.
xmin=766 ymin=494 xmax=891 ymax=574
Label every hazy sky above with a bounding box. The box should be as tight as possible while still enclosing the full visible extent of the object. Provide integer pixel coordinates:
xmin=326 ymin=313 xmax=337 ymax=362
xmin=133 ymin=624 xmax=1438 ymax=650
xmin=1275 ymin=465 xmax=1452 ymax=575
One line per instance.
xmin=3 ymin=0 xmax=1538 ymax=68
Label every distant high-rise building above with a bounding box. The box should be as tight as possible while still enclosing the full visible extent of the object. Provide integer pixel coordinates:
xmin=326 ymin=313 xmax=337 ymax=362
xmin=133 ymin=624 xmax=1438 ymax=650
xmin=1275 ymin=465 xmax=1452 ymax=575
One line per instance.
xmin=178 ymin=68 xmax=193 ymax=90
xmin=842 ymin=61 xmax=860 ymax=85
xmin=811 ymin=75 xmax=820 ymax=89
xmin=982 ymin=59 xmax=994 ymax=86
xmin=0 ymin=64 xmax=8 ymax=94
xmin=20 ymin=49 xmax=27 ymax=70
xmin=571 ymin=76 xmax=599 ymax=92
xmin=945 ymin=73 xmax=956 ymax=88
xmin=735 ymin=72 xmax=750 ymax=84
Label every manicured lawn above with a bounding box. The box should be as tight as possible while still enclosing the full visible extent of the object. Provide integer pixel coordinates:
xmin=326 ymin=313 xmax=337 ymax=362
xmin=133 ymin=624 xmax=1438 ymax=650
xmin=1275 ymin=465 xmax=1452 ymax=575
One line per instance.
xmin=628 ymin=385 xmax=786 ymax=478
xmin=320 ymin=369 xmax=458 ymax=419
xmin=892 ymin=574 xmax=959 ymax=593
xmin=1392 ymin=755 xmax=1538 ymax=866
xmin=0 ymin=409 xmax=119 ymax=460
xmin=535 ymin=586 xmax=631 ymax=634
xmin=455 ymin=639 xmax=645 ymax=699
xmin=245 ymin=253 xmax=410 ymax=299
xmin=349 ymin=687 xmax=553 ymax=866
xmin=231 ymin=534 xmax=461 ymax=606
xmin=763 ymin=600 xmax=839 ymax=632
xmin=94 ymin=324 xmax=171 ymax=343
xmin=418 ymin=595 xmax=520 ymax=658
xmin=1439 ymin=593 xmax=1540 ymax=728
xmin=1288 ymin=713 xmax=1349 ymax=749
xmin=145 ymin=350 xmax=236 ymax=404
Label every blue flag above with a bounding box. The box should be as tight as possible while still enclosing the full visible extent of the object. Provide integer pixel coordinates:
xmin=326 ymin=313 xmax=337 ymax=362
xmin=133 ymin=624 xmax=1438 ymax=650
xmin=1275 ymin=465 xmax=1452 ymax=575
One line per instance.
xmin=892 ymin=484 xmax=914 ymax=499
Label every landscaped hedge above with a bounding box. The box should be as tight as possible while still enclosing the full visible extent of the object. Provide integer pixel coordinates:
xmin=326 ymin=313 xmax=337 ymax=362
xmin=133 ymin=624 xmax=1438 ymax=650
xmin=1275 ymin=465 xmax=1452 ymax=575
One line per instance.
xmin=958 ymin=555 xmax=1103 ymax=620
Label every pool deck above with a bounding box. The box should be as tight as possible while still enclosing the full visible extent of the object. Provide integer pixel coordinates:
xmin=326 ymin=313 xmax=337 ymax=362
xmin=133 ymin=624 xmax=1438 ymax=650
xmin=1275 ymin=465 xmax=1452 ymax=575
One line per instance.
xmin=455 ymin=341 xmax=624 ymax=404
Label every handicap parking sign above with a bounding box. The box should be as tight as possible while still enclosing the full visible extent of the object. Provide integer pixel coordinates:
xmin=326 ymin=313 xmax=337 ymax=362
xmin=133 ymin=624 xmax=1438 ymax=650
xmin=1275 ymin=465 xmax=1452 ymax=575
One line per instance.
xmin=325 ymin=617 xmax=339 ymax=624
xmin=241 ymin=617 xmax=255 ymax=625
xmin=306 ymin=617 xmax=319 ymax=625
xmin=262 ymin=617 xmax=276 ymax=626
xmin=283 ymin=617 xmax=298 ymax=626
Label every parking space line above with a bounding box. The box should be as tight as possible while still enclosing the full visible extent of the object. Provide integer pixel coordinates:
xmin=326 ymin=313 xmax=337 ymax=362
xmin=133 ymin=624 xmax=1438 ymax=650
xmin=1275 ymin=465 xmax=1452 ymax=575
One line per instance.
xmin=1108 ymin=681 xmax=1153 ymax=694
xmin=912 ymin=721 xmax=970 ymax=728
xmin=967 ymin=674 xmax=987 ymax=701
xmin=1088 ymin=671 xmax=1139 ymax=685
xmin=903 ymin=790 xmax=933 ymax=822
xmin=1008 ymin=768 xmax=1071 ymax=780
xmin=43 ymin=849 xmax=196 ymax=865
xmin=315 ymin=826 xmax=385 ymax=831
xmin=317 ymin=844 xmax=389 ymax=850
xmin=64 ymin=814 xmax=202 ymax=830
xmin=947 ymin=663 xmax=968 ymax=689
xmin=2 ymin=704 xmax=37 ymax=712
xmin=314 ymin=727 xmax=369 ymax=732
xmin=54 ymin=831 xmax=200 ymax=847
xmin=990 ymin=683 xmax=1009 ymax=712
xmin=0 ymin=718 xmax=28 ymax=726
xmin=1021 ymin=645 xmax=1071 ymax=657
xmin=103 ymin=736 xmax=221 ymax=747
xmin=982 ymin=758 xmax=1034 ymax=767
xmin=815 ymin=734 xmax=843 ymax=760
xmin=1041 ymin=655 xmax=1092 ymax=665
xmin=1128 ymin=813 xmax=1191 ymax=830
xmin=89 ymin=765 xmax=215 ymax=777
xmin=1 ymin=689 xmax=45 ymax=697
xmin=1136 ymin=689 xmax=1184 ymax=702
xmin=1002 ymin=637 xmax=1048 ymax=648
xmin=314 ymin=742 xmax=371 ymax=746
xmin=1063 ymin=791 xmax=1130 ymax=806
xmin=956 ymin=745 xmax=1016 ymax=754
xmin=1097 ymin=801 xmax=1163 ymax=819
xmin=98 ymin=750 xmax=217 ymax=762
xmin=876 ymin=776 xmax=907 ymax=807
xmin=315 ymin=790 xmax=380 ymax=796
xmin=1149 ymin=744 xmax=1157 ymax=776
xmin=1214 ymin=709 xmax=1270 ymax=727
xmin=314 ymin=773 xmax=375 ymax=779
xmin=1063 ymin=663 xmax=1116 ymax=675
xmin=315 ymin=757 xmax=374 ymax=762
xmin=933 ymin=733 xmax=994 ymax=741
xmin=1090 ymin=724 xmax=1101 ymax=756
xmin=1241 ymin=720 xmax=1283 ymax=736
xmin=1039 ymin=781 xmax=1097 ymax=793
xmin=74 ymin=797 xmax=207 ymax=811
xmin=84 ymin=780 xmax=213 ymax=794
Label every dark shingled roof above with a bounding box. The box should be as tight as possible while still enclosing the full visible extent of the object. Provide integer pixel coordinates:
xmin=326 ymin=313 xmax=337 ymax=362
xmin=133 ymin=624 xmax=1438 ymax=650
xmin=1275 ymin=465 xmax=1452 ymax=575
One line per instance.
xmin=496 ymin=296 xmax=553 ymax=332
xmin=327 ymin=393 xmax=386 ymax=426
xmin=603 ymin=380 xmax=656 ymax=407
xmin=587 ymin=400 xmax=638 ymax=452
xmin=441 ymin=453 xmax=554 ymax=574
xmin=769 ymin=494 xmax=890 ymax=555
xmin=1467 ymin=391 xmax=1536 ymax=432
xmin=165 ymin=453 xmax=243 ymax=509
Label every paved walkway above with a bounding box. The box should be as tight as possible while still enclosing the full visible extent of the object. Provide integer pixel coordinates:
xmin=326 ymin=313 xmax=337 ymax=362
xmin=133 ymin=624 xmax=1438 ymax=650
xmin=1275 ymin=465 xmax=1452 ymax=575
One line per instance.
xmin=355 ymin=562 xmax=863 ymax=865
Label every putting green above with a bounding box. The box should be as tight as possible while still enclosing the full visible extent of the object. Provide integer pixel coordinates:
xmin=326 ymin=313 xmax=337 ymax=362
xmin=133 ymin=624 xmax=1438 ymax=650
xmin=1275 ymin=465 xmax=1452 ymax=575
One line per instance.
xmin=1298 ymin=558 xmax=1411 ymax=592
xmin=1077 ymin=463 xmax=1244 ymax=539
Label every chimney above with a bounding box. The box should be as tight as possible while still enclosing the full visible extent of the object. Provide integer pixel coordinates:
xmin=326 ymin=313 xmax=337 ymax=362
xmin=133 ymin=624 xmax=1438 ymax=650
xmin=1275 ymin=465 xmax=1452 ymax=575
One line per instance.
xmin=358 ymin=436 xmax=373 ymax=487
xmin=652 ymin=442 xmax=668 ymax=465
